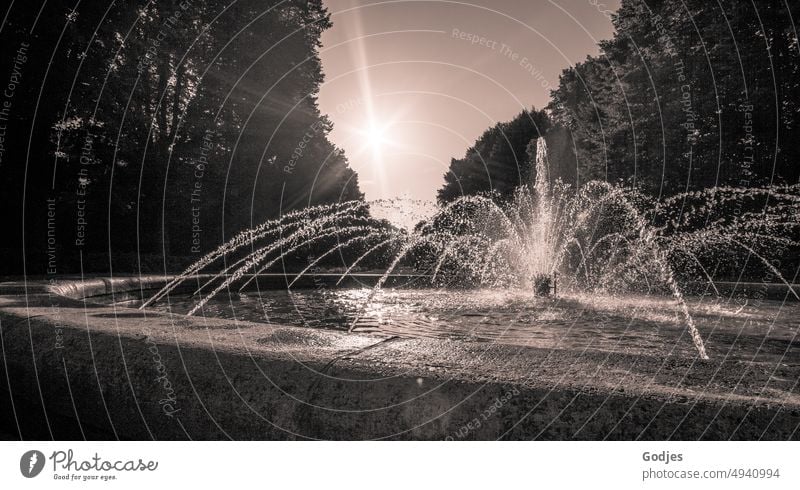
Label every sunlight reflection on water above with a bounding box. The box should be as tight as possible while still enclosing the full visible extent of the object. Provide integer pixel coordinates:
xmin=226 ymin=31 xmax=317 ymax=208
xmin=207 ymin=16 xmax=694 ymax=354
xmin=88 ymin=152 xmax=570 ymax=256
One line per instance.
xmin=152 ymin=288 xmax=798 ymax=360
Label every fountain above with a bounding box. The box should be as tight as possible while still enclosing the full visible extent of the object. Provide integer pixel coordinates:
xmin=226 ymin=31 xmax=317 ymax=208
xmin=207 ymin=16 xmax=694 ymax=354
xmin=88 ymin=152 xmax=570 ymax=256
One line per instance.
xmin=141 ymin=138 xmax=800 ymax=361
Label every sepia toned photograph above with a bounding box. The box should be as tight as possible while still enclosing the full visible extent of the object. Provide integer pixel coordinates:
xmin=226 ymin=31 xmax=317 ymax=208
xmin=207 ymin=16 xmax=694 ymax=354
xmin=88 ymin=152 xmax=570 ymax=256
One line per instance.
xmin=0 ymin=0 xmax=797 ymax=458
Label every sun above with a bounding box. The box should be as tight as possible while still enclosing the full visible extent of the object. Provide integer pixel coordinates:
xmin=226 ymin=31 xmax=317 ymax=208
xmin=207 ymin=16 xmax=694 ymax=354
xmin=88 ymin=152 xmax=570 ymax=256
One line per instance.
xmin=357 ymin=122 xmax=390 ymax=157
xmin=365 ymin=124 xmax=387 ymax=151
xmin=351 ymin=120 xmax=396 ymax=165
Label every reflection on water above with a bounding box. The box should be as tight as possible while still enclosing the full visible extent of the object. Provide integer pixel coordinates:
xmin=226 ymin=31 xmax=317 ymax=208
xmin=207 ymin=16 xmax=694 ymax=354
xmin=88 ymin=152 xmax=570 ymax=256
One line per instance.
xmin=152 ymin=288 xmax=799 ymax=361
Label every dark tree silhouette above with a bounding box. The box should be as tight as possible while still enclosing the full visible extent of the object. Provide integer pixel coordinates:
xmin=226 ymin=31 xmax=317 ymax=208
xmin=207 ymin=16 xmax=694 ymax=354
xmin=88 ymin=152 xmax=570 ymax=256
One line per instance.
xmin=0 ymin=0 xmax=362 ymax=273
xmin=438 ymin=108 xmax=550 ymax=204
xmin=547 ymin=0 xmax=800 ymax=195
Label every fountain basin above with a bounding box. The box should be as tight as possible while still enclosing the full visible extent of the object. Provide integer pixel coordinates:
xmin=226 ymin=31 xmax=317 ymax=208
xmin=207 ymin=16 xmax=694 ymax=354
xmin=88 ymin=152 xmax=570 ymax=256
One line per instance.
xmin=0 ymin=276 xmax=798 ymax=440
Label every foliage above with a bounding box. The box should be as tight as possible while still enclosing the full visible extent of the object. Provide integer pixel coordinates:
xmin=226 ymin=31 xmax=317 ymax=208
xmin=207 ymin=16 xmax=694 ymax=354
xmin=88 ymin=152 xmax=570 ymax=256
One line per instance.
xmin=547 ymin=0 xmax=800 ymax=194
xmin=437 ymin=108 xmax=550 ymax=204
xmin=0 ymin=0 xmax=362 ymax=273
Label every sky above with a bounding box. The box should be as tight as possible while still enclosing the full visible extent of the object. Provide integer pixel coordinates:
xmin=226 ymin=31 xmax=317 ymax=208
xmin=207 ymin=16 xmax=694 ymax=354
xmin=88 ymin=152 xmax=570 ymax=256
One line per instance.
xmin=318 ymin=0 xmax=621 ymax=204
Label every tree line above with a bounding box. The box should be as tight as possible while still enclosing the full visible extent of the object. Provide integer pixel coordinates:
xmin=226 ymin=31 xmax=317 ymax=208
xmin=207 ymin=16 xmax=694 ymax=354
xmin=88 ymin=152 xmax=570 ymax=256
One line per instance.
xmin=0 ymin=0 xmax=362 ymax=274
xmin=439 ymin=0 xmax=800 ymax=202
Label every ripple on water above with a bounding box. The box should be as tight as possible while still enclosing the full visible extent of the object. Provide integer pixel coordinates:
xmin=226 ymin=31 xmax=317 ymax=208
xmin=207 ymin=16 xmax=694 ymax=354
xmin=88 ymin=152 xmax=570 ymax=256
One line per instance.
xmin=150 ymin=288 xmax=799 ymax=360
